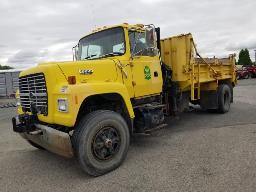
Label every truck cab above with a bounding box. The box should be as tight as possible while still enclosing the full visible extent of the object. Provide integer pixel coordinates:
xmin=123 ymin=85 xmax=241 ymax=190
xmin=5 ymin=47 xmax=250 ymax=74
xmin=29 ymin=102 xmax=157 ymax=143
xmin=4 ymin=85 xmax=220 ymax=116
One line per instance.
xmin=74 ymin=24 xmax=163 ymax=98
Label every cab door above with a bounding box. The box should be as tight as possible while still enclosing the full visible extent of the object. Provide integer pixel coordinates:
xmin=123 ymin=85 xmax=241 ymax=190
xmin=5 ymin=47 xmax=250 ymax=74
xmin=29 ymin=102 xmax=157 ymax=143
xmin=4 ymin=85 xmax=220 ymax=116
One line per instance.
xmin=129 ymin=31 xmax=162 ymax=98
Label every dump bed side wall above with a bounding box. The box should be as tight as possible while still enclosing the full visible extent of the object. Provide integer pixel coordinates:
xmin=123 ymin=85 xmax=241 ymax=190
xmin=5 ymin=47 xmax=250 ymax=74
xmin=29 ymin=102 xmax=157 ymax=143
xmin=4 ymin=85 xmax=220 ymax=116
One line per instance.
xmin=160 ymin=34 xmax=193 ymax=82
xmin=160 ymin=34 xmax=236 ymax=92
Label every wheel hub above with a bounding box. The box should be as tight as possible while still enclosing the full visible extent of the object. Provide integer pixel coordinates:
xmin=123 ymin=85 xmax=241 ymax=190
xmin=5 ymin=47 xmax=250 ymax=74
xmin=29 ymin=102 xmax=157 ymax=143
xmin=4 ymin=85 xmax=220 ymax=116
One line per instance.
xmin=104 ymin=138 xmax=113 ymax=148
xmin=92 ymin=127 xmax=121 ymax=161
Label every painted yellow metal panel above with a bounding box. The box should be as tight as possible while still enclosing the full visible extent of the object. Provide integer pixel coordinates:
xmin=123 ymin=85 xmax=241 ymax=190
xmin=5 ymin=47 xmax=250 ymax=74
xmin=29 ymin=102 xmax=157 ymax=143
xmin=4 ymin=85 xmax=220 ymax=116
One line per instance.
xmin=130 ymin=55 xmax=163 ymax=98
xmin=161 ymin=34 xmax=193 ymax=82
xmin=18 ymin=58 xmax=135 ymax=127
xmin=160 ymin=33 xmax=236 ymax=99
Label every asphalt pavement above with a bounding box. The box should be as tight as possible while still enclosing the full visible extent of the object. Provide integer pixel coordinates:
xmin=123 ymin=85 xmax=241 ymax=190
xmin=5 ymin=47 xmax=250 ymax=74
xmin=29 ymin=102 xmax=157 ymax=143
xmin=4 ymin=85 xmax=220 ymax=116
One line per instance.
xmin=0 ymin=79 xmax=256 ymax=192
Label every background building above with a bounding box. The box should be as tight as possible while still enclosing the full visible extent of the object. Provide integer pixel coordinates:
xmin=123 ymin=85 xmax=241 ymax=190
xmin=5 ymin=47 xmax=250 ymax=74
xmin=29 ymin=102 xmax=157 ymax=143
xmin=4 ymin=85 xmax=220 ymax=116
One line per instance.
xmin=0 ymin=69 xmax=21 ymax=97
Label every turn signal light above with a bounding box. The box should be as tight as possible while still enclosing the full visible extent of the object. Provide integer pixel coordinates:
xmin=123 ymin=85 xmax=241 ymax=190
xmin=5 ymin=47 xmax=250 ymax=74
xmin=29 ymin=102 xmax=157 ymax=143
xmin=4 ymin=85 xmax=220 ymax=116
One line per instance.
xmin=68 ymin=76 xmax=76 ymax=85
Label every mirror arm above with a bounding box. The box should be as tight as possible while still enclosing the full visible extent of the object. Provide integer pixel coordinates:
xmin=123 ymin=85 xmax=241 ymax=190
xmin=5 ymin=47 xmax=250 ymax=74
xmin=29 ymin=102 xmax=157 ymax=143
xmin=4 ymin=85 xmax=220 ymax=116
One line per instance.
xmin=72 ymin=44 xmax=79 ymax=61
xmin=72 ymin=47 xmax=75 ymax=61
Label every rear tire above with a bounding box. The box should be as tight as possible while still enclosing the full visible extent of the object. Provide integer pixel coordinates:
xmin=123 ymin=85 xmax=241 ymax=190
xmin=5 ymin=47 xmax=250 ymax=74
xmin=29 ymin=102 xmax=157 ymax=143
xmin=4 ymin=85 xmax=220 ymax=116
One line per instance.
xmin=217 ymin=84 xmax=231 ymax=113
xmin=72 ymin=110 xmax=130 ymax=176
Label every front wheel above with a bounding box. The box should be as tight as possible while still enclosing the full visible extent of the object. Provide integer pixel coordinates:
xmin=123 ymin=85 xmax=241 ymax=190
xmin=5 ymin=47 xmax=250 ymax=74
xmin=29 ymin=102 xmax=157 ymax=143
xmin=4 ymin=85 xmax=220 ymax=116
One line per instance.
xmin=72 ymin=110 xmax=130 ymax=176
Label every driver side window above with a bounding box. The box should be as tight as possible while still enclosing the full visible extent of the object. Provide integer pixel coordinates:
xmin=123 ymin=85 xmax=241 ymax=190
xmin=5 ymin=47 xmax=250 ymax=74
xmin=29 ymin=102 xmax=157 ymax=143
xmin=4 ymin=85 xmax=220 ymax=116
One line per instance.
xmin=129 ymin=31 xmax=148 ymax=56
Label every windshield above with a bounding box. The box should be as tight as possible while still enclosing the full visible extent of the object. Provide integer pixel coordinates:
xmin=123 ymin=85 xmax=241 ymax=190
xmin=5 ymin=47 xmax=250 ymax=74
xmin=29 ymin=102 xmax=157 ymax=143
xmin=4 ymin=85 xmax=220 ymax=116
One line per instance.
xmin=78 ymin=27 xmax=125 ymax=60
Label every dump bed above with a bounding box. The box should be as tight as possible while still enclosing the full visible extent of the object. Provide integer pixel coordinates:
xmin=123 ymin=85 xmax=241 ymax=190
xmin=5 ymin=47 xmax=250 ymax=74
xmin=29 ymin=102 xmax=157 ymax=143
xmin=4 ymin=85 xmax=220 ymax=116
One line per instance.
xmin=160 ymin=33 xmax=236 ymax=99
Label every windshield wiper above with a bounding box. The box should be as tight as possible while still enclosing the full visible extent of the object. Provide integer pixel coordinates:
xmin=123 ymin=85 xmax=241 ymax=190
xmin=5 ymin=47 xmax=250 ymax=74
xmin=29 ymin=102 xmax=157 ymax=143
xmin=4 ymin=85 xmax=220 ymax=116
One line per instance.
xmin=82 ymin=54 xmax=97 ymax=60
xmin=98 ymin=52 xmax=123 ymax=59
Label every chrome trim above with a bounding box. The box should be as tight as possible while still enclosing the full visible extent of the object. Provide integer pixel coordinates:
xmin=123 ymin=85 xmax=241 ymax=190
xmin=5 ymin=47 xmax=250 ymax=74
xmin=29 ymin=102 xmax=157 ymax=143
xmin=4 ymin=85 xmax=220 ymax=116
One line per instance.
xmin=19 ymin=73 xmax=48 ymax=115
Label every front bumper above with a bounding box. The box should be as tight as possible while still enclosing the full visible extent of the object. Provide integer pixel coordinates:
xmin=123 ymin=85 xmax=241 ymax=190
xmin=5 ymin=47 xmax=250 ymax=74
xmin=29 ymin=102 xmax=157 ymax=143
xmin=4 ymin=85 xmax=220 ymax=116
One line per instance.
xmin=12 ymin=115 xmax=74 ymax=158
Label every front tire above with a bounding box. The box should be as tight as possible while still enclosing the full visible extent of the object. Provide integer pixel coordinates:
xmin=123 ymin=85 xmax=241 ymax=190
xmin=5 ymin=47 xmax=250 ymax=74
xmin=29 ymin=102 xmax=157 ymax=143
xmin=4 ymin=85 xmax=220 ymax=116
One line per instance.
xmin=72 ymin=110 xmax=130 ymax=176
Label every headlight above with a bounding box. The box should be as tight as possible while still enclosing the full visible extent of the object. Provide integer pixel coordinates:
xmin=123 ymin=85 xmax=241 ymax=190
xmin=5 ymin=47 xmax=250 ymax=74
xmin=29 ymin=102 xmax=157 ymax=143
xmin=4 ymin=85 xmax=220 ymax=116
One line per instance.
xmin=16 ymin=96 xmax=21 ymax=106
xmin=57 ymin=98 xmax=68 ymax=112
xmin=16 ymin=90 xmax=20 ymax=106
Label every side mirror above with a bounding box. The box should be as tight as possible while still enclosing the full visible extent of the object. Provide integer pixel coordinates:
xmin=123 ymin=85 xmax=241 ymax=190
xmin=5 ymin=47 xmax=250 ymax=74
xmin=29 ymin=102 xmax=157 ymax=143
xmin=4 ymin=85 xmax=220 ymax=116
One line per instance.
xmin=145 ymin=25 xmax=157 ymax=49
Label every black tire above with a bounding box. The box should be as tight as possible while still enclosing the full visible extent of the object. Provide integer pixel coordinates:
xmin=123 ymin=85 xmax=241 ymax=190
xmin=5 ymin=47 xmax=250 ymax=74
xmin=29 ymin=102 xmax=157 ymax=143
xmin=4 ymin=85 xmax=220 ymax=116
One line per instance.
xmin=217 ymin=84 xmax=231 ymax=113
xmin=72 ymin=110 xmax=130 ymax=176
xmin=244 ymin=73 xmax=249 ymax=79
xmin=27 ymin=140 xmax=45 ymax=150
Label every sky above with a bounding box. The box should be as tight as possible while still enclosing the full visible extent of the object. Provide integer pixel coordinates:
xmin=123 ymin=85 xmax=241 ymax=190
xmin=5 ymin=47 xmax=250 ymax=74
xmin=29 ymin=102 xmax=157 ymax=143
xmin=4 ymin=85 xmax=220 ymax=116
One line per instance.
xmin=0 ymin=0 xmax=256 ymax=69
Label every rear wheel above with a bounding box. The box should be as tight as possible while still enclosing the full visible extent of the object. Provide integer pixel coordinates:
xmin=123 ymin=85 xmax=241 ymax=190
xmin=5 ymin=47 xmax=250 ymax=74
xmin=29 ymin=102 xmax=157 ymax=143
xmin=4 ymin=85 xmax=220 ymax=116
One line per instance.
xmin=72 ymin=110 xmax=130 ymax=176
xmin=218 ymin=84 xmax=231 ymax=113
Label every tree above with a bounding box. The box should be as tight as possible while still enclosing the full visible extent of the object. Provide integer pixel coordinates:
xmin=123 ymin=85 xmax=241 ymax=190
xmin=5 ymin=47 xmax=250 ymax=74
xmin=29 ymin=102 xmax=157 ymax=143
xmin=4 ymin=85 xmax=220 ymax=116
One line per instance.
xmin=238 ymin=49 xmax=252 ymax=66
xmin=0 ymin=64 xmax=13 ymax=70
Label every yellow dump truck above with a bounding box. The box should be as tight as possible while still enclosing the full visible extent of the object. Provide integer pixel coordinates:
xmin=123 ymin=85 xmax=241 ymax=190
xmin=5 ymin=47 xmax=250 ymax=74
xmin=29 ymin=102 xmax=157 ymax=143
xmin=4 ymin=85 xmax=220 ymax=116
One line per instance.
xmin=12 ymin=23 xmax=236 ymax=176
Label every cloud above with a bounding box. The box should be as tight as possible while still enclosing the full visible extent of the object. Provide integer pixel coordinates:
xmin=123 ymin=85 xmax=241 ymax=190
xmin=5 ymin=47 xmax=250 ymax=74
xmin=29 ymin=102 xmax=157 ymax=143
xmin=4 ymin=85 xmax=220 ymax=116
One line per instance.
xmin=226 ymin=39 xmax=256 ymax=51
xmin=0 ymin=0 xmax=256 ymax=67
xmin=7 ymin=50 xmax=41 ymax=68
xmin=7 ymin=41 xmax=75 ymax=68
xmin=140 ymin=0 xmax=168 ymax=4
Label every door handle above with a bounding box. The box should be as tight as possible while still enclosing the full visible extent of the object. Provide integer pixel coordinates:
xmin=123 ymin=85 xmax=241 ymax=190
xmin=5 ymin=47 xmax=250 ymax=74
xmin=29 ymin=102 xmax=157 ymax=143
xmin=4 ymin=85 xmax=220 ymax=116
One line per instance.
xmin=154 ymin=71 xmax=158 ymax=77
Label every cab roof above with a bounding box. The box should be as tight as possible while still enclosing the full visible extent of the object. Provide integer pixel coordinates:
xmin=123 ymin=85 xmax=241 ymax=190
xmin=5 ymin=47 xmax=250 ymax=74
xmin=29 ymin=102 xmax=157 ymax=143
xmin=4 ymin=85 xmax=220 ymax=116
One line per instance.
xmin=79 ymin=23 xmax=145 ymax=41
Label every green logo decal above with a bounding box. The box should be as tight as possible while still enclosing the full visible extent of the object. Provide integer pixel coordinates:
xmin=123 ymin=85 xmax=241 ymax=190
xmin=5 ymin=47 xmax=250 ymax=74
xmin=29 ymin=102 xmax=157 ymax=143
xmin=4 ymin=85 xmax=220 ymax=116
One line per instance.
xmin=144 ymin=66 xmax=151 ymax=80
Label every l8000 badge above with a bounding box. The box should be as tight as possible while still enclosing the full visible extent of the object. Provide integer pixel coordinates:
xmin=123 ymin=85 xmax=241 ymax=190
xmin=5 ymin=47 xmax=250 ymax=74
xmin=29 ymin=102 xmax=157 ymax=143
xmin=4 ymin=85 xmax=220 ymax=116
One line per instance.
xmin=79 ymin=69 xmax=94 ymax=75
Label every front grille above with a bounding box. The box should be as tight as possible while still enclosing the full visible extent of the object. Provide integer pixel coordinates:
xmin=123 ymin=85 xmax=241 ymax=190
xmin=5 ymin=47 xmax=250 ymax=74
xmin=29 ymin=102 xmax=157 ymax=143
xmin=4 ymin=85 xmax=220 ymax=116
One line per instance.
xmin=19 ymin=73 xmax=48 ymax=115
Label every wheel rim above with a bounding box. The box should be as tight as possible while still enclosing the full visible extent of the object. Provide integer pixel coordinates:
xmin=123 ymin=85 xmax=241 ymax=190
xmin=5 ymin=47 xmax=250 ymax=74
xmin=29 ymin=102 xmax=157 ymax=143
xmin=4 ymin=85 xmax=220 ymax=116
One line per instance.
xmin=92 ymin=127 xmax=121 ymax=161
